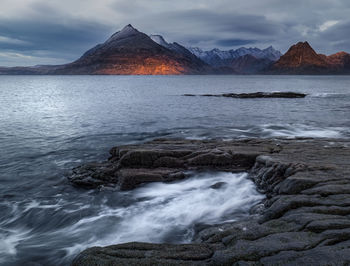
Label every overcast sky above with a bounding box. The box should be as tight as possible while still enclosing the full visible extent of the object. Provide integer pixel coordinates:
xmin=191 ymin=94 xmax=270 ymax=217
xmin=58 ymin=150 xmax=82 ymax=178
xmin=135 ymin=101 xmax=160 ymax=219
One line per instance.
xmin=1 ymin=0 xmax=349 ymax=66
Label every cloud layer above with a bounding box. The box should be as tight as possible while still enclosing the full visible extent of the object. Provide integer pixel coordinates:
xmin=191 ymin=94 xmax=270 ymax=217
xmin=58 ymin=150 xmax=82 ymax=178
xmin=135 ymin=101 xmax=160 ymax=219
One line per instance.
xmin=0 ymin=0 xmax=349 ymax=66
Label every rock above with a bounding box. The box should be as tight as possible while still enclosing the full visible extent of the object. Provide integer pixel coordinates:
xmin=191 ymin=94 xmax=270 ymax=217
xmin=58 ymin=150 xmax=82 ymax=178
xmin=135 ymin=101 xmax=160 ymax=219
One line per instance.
xmin=117 ymin=168 xmax=185 ymax=190
xmin=68 ymin=163 xmax=117 ymax=189
xmin=68 ymin=139 xmax=264 ymax=189
xmin=209 ymin=182 xmax=228 ymax=189
xmin=70 ymin=138 xmax=350 ymax=265
xmin=183 ymin=92 xmax=307 ymax=98
xmin=259 ymin=240 xmax=350 ymax=265
xmin=72 ymin=242 xmax=214 ymax=266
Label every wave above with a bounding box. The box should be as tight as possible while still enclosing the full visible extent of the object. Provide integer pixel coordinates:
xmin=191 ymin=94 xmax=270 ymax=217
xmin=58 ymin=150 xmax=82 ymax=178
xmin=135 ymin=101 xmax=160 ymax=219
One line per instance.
xmin=0 ymin=172 xmax=263 ymax=264
xmin=0 ymin=228 xmax=31 ymax=263
xmin=180 ymin=124 xmax=348 ymax=140
xmin=259 ymin=124 xmax=346 ymax=138
xmin=61 ymin=172 xmax=263 ymax=258
xmin=310 ymin=92 xmax=350 ymax=98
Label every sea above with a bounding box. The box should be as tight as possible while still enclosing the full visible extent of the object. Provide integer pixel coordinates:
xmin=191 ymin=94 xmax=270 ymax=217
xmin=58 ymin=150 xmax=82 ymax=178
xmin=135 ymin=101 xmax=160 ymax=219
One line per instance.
xmin=1 ymin=75 xmax=350 ymax=265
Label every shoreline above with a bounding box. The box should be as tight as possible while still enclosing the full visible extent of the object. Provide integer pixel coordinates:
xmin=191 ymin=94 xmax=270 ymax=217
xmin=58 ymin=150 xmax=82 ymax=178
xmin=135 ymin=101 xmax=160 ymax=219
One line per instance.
xmin=69 ymin=137 xmax=350 ymax=265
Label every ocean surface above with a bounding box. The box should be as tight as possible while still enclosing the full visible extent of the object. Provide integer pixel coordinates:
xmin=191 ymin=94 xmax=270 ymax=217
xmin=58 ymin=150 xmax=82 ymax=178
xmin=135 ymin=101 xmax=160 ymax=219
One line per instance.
xmin=1 ymin=75 xmax=350 ymax=265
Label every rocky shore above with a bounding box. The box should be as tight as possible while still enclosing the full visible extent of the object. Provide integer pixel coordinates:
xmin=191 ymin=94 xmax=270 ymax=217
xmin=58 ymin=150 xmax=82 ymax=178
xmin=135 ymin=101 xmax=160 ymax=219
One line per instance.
xmin=69 ymin=138 xmax=350 ymax=265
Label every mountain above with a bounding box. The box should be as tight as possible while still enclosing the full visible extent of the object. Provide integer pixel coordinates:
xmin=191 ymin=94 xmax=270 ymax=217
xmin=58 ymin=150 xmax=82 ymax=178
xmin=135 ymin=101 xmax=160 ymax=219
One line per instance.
xmin=268 ymin=41 xmax=350 ymax=74
xmin=54 ymin=25 xmax=210 ymax=75
xmin=149 ymin=34 xmax=205 ymax=67
xmin=188 ymin=46 xmax=282 ymax=67
xmin=270 ymin=41 xmax=328 ymax=73
xmin=0 ymin=25 xmax=210 ymax=75
xmin=149 ymin=34 xmax=236 ymax=74
xmin=323 ymin=52 xmax=350 ymax=69
xmin=1 ymin=26 xmax=350 ymax=75
xmin=231 ymin=54 xmax=274 ymax=74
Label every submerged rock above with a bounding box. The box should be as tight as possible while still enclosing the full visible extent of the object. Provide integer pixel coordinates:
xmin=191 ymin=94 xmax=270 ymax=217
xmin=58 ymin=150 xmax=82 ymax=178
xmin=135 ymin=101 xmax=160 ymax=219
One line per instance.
xmin=209 ymin=181 xmax=228 ymax=189
xmin=70 ymin=138 xmax=350 ymax=265
xmin=184 ymin=91 xmax=307 ymax=98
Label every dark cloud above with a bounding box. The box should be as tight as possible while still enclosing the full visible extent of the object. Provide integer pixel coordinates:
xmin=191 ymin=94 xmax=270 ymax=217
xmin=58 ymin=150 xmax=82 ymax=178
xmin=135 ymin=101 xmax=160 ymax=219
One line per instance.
xmin=216 ymin=39 xmax=257 ymax=47
xmin=316 ymin=20 xmax=350 ymax=53
xmin=0 ymin=0 xmax=350 ymax=66
xmin=155 ymin=9 xmax=281 ymax=35
xmin=0 ymin=18 xmax=112 ymax=53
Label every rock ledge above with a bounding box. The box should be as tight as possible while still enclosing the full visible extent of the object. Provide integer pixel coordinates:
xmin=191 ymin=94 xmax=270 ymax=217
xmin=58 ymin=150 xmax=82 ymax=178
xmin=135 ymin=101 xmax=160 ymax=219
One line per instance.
xmin=183 ymin=92 xmax=307 ymax=98
xmin=70 ymin=138 xmax=350 ymax=265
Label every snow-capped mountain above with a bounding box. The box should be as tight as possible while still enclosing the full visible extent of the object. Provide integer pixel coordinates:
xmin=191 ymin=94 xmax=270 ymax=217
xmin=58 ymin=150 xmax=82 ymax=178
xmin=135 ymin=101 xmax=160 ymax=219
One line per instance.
xmin=150 ymin=35 xmax=172 ymax=49
xmin=188 ymin=46 xmax=282 ymax=67
xmin=149 ymin=34 xmax=208 ymax=66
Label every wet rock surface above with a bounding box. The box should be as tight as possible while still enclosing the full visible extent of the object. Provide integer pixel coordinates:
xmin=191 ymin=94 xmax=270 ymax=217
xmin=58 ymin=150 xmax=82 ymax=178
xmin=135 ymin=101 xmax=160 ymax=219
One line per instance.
xmin=183 ymin=92 xmax=307 ymax=98
xmin=70 ymin=138 xmax=350 ymax=265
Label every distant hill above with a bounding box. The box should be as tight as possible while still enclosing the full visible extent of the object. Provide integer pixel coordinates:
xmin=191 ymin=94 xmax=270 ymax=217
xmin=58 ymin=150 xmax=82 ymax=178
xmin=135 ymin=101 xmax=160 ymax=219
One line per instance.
xmin=267 ymin=41 xmax=350 ymax=74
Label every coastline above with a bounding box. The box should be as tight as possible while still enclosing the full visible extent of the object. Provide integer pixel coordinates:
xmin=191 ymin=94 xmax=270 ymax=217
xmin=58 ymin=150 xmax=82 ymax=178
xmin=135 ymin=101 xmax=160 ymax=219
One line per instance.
xmin=70 ymin=137 xmax=350 ymax=265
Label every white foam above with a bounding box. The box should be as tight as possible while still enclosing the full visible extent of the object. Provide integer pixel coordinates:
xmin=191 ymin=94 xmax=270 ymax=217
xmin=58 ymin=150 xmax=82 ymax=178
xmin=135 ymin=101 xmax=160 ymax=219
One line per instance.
xmin=23 ymin=200 xmax=63 ymax=212
xmin=311 ymin=92 xmax=348 ymax=98
xmin=0 ymin=228 xmax=31 ymax=262
xmin=261 ymin=124 xmax=344 ymax=138
xmin=63 ymin=172 xmax=263 ymax=255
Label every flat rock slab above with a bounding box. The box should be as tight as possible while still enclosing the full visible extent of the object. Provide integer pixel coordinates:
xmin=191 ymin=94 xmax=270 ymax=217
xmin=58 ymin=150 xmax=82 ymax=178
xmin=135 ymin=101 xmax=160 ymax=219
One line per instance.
xmin=70 ymin=138 xmax=350 ymax=265
xmin=183 ymin=92 xmax=307 ymax=98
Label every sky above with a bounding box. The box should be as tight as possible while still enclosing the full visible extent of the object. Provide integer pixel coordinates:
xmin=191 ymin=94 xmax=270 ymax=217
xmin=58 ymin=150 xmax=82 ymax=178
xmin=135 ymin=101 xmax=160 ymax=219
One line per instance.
xmin=0 ymin=0 xmax=350 ymax=66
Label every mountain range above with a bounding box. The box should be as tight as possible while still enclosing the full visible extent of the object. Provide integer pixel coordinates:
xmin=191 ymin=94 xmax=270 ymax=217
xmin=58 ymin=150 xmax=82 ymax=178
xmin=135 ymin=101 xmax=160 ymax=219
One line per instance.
xmin=188 ymin=46 xmax=282 ymax=73
xmin=0 ymin=24 xmax=349 ymax=75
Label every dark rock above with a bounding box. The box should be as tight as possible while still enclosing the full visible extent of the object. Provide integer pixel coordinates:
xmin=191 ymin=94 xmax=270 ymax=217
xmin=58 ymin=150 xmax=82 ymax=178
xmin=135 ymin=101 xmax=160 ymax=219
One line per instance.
xmin=183 ymin=92 xmax=307 ymax=98
xmin=72 ymin=242 xmax=214 ymax=266
xmin=259 ymin=240 xmax=350 ymax=265
xmin=153 ymin=156 xmax=184 ymax=168
xmin=68 ymin=163 xmax=117 ymax=189
xmin=69 ymin=138 xmax=350 ymax=265
xmin=117 ymin=168 xmax=185 ymax=190
xmin=209 ymin=182 xmax=228 ymax=189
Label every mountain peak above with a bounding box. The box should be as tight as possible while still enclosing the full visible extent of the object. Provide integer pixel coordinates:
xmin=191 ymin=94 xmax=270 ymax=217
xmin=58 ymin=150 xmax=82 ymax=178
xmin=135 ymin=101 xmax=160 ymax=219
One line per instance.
xmin=122 ymin=24 xmax=136 ymax=31
xmin=107 ymin=24 xmax=140 ymax=42
xmin=294 ymin=41 xmax=313 ymax=49
xmin=264 ymin=45 xmax=275 ymax=51
xmin=286 ymin=41 xmax=319 ymax=57
xmin=271 ymin=41 xmax=328 ymax=72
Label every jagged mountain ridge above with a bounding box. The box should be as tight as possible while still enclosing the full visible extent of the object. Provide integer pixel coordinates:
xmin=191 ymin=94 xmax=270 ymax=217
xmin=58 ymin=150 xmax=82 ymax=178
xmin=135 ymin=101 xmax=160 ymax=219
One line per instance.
xmin=149 ymin=34 xmax=206 ymax=67
xmin=188 ymin=46 xmax=282 ymax=67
